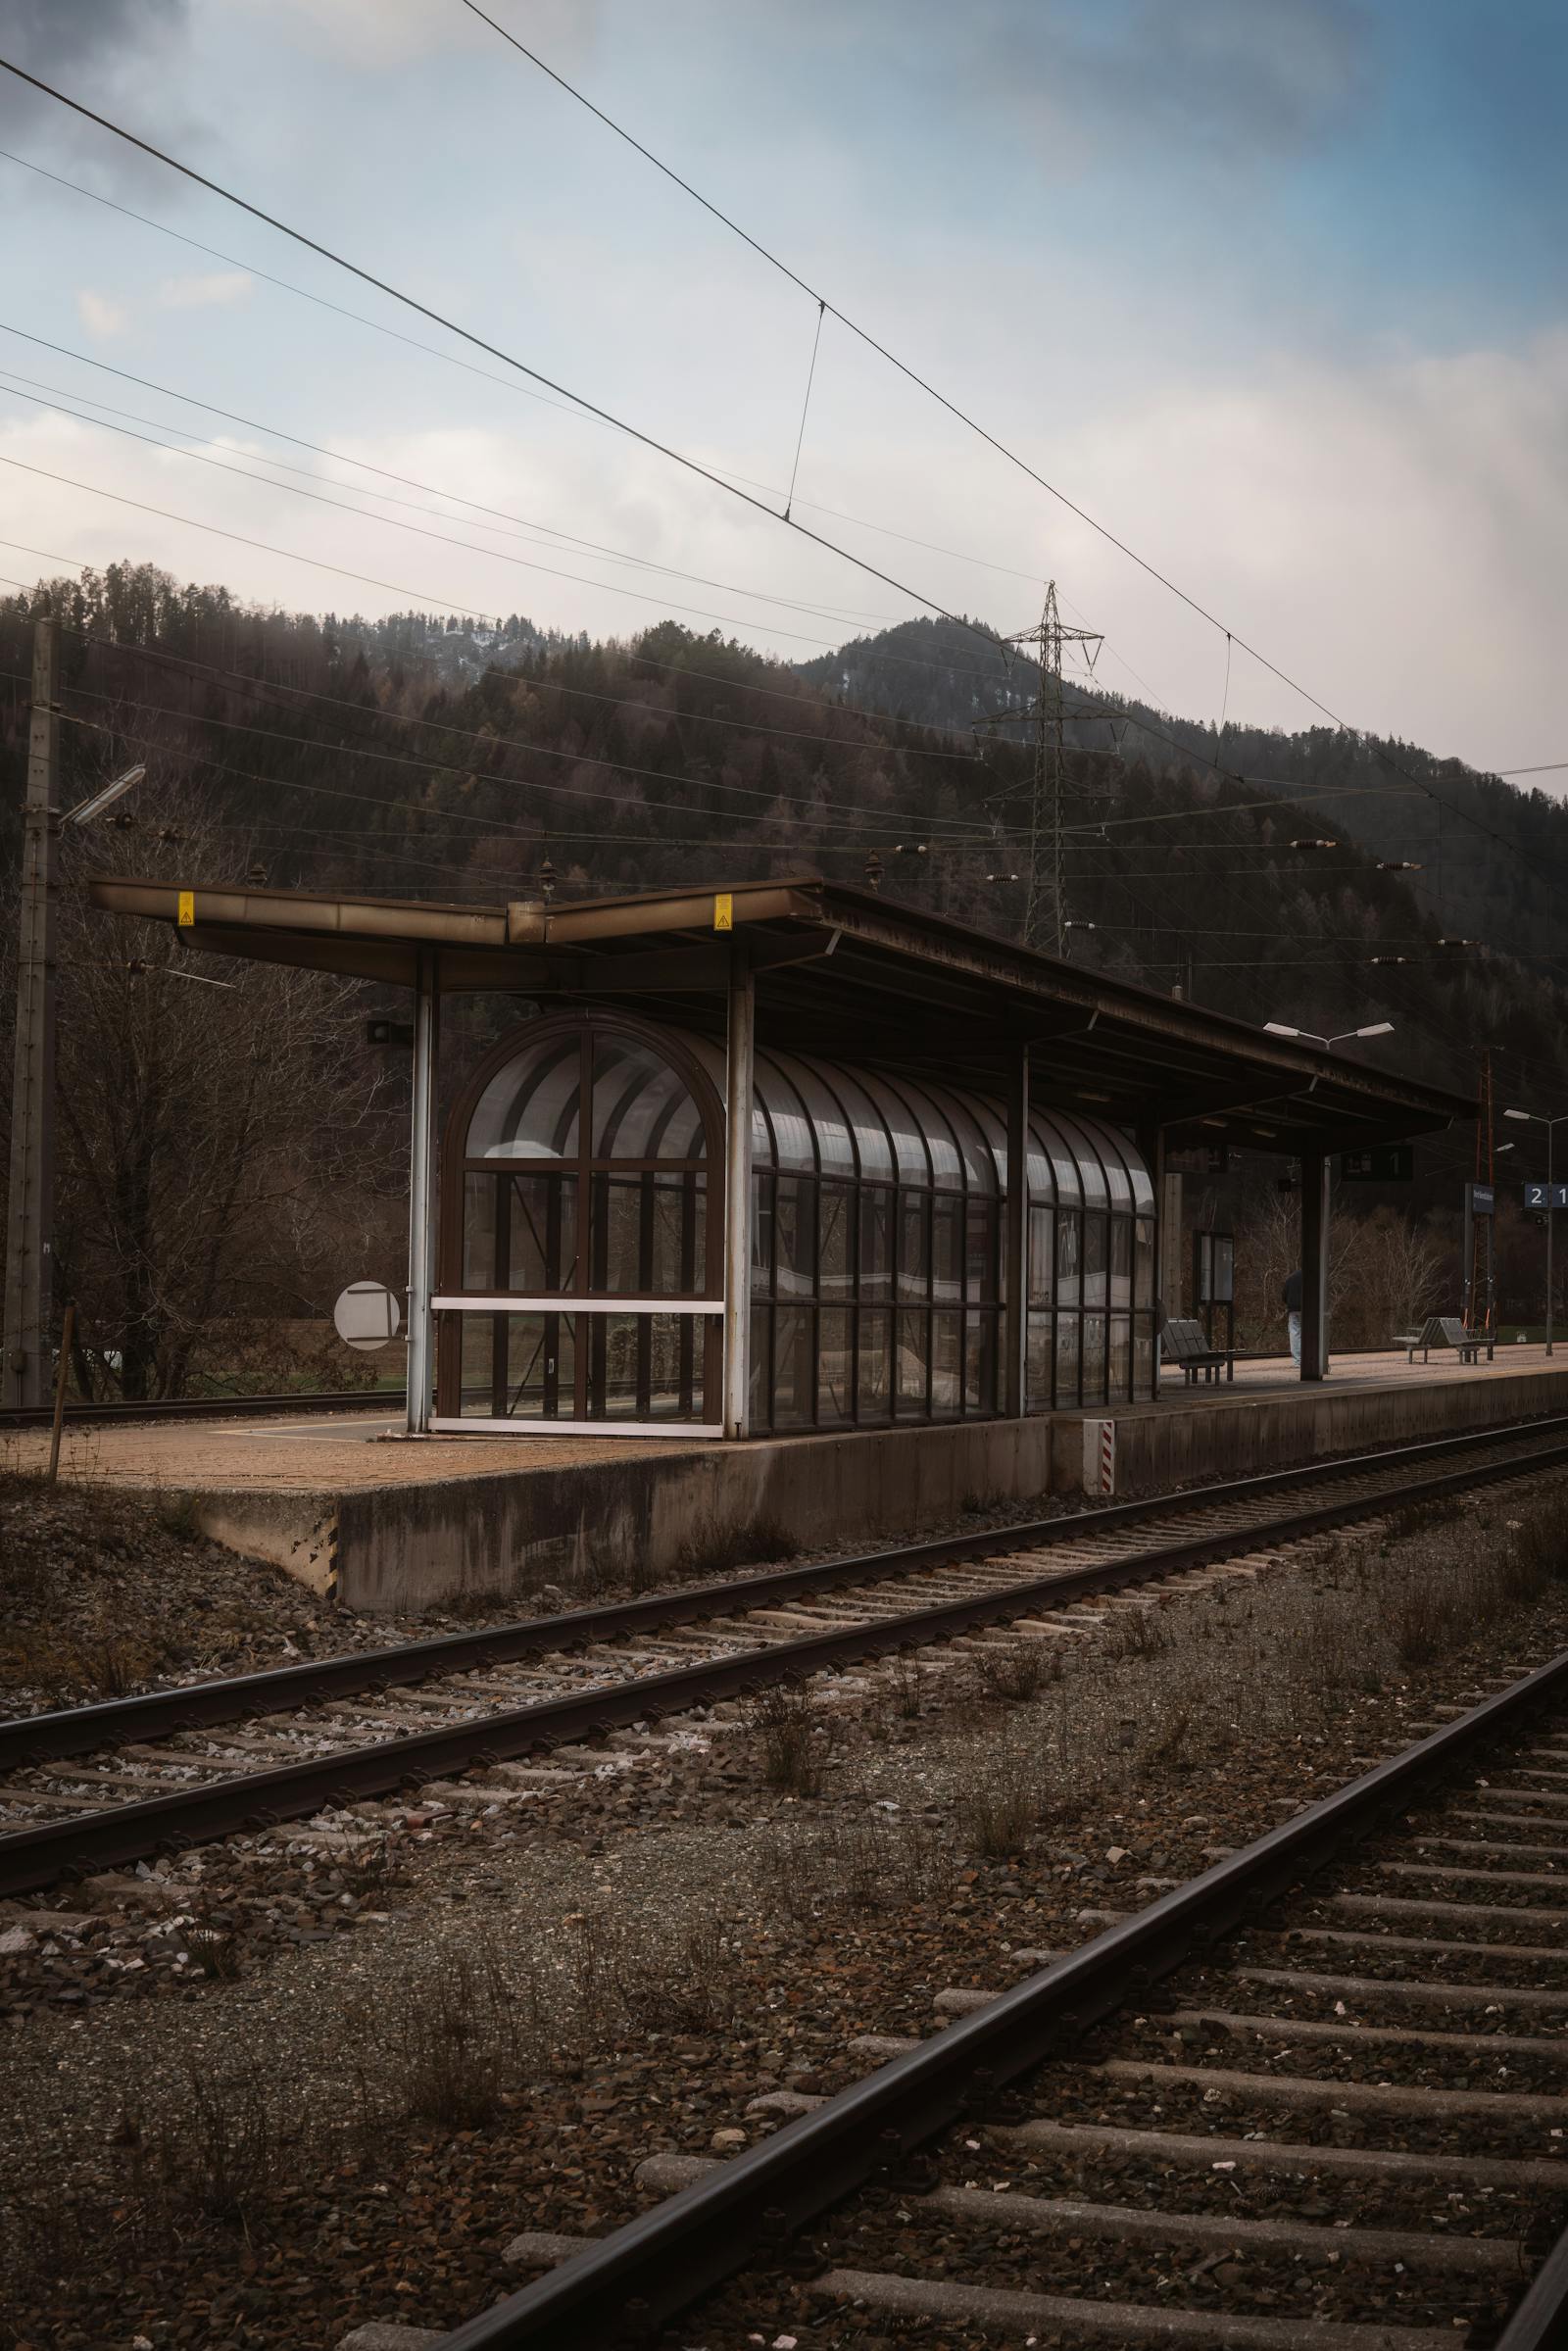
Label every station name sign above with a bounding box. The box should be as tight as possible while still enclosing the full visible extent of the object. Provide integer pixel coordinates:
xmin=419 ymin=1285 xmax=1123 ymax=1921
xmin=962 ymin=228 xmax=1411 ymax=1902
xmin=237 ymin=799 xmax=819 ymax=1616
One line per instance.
xmin=1340 ymin=1146 xmax=1413 ymax=1182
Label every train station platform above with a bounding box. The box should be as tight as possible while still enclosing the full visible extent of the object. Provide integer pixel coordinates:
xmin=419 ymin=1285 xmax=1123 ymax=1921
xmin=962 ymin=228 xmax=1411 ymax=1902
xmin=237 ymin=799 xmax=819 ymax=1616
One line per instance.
xmin=12 ymin=1344 xmax=1568 ymax=1615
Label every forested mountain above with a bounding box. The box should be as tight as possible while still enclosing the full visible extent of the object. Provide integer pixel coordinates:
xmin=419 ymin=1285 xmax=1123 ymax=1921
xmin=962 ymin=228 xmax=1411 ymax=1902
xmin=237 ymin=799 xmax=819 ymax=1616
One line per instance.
xmin=6 ymin=565 xmax=1564 ymax=1110
xmin=800 ymin=617 xmax=1568 ymax=976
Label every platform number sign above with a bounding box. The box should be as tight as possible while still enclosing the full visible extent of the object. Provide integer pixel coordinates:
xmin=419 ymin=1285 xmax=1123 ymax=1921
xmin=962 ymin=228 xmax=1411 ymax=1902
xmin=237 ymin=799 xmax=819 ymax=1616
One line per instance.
xmin=1525 ymin=1183 xmax=1568 ymax=1211
xmin=1340 ymin=1146 xmax=1413 ymax=1182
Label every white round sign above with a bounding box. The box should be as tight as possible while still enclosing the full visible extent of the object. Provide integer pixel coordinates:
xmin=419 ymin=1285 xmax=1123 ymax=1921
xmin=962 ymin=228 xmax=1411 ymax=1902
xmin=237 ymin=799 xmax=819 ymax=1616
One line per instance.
xmin=333 ymin=1280 xmax=402 ymax=1352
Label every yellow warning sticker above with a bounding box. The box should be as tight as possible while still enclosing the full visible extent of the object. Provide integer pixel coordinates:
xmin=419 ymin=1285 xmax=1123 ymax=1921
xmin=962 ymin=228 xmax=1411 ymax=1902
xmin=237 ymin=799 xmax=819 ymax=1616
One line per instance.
xmin=713 ymin=892 xmax=733 ymax=931
xmin=177 ymin=890 xmax=195 ymax=926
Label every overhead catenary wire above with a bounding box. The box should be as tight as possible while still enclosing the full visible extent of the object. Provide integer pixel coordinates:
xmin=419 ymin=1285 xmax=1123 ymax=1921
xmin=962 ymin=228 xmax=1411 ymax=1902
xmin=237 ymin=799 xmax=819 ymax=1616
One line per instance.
xmin=0 ymin=55 xmax=1013 ymax=669
xmin=0 ymin=384 xmax=906 ymax=649
xmin=0 ymin=356 xmax=905 ymax=632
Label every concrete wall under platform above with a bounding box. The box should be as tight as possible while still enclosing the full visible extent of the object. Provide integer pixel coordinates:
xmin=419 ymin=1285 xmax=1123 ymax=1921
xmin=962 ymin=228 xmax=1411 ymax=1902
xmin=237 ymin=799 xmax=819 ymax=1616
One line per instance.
xmin=333 ymin=1416 xmax=1057 ymax=1613
xmin=1051 ymin=1361 xmax=1568 ymax=1497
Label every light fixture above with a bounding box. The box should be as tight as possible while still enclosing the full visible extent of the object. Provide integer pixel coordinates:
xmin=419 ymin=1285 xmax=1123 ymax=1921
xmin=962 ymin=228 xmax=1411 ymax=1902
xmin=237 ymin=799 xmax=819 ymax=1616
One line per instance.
xmin=1354 ymin=1021 xmax=1395 ymax=1039
xmin=62 ymin=761 xmax=147 ymax=828
xmin=1263 ymin=1020 xmax=1300 ymax=1040
xmin=1505 ymin=1107 xmax=1532 ymax=1122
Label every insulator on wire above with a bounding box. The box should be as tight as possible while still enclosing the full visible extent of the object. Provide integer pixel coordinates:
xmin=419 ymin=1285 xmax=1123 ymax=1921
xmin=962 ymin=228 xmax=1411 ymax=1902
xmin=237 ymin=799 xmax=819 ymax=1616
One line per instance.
xmin=539 ymin=856 xmax=557 ymax=904
xmin=864 ymin=850 xmax=884 ymax=893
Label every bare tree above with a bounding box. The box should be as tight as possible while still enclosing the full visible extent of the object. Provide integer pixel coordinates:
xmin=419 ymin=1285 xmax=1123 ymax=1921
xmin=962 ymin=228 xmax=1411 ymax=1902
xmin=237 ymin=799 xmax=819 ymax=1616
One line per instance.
xmin=36 ymin=788 xmax=402 ymax=1398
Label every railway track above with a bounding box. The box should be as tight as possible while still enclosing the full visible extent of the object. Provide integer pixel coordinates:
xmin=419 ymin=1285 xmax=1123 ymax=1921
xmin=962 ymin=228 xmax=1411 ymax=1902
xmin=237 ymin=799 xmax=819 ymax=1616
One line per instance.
xmin=0 ymin=1387 xmax=403 ymax=1431
xmin=432 ymin=1650 xmax=1568 ymax=2351
xmin=5 ymin=1415 xmax=1568 ymax=1903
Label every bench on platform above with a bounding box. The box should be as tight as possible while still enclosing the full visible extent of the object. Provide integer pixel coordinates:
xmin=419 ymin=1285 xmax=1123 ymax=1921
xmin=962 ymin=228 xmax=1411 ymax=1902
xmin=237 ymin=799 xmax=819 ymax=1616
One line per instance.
xmin=1396 ymin=1315 xmax=1483 ymax=1363
xmin=1161 ymin=1316 xmax=1234 ymax=1385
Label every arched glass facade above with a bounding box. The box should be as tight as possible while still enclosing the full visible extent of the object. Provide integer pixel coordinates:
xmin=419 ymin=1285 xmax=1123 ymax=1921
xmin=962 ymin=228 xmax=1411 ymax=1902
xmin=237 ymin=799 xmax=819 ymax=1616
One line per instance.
xmin=435 ymin=1013 xmax=1155 ymax=1432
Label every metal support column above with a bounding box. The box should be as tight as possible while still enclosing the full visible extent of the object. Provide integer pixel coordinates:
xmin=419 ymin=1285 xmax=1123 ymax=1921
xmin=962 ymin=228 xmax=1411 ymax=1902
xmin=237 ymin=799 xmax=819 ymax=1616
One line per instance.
xmin=1300 ymin=1149 xmax=1331 ymax=1382
xmin=1137 ymin=1120 xmax=1165 ymax=1396
xmin=3 ymin=615 xmax=60 ymax=1410
xmin=1004 ymin=1041 xmax=1029 ymax=1416
xmin=722 ymin=948 xmax=755 ymax=1439
xmin=405 ymin=949 xmax=439 ymax=1434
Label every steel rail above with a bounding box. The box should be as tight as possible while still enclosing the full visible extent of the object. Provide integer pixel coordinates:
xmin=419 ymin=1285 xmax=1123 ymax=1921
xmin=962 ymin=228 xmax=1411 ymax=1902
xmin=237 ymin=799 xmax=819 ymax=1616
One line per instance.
xmin=3 ymin=1435 xmax=1566 ymax=1899
xmin=0 ymin=1388 xmax=403 ymax=1431
xmin=8 ymin=1409 xmax=1568 ymax=1776
xmin=430 ymin=1647 xmax=1568 ymax=2351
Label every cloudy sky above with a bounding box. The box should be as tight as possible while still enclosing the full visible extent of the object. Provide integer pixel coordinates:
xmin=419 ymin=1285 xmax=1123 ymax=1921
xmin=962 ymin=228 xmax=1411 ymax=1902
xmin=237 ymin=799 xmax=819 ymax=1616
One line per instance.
xmin=1 ymin=0 xmax=1564 ymax=773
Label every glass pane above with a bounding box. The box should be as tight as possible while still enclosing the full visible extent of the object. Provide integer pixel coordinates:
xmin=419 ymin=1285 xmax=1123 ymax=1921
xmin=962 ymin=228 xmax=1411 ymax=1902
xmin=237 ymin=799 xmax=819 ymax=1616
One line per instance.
xmin=1055 ymin=1113 xmax=1108 ymax=1210
xmin=1026 ymin=1311 xmax=1053 ymax=1412
xmin=1134 ymin=1217 xmax=1154 ymax=1309
xmin=1128 ymin=1151 xmax=1156 ymax=1214
xmin=931 ymin=1310 xmax=962 ymax=1416
xmin=775 ymin=1175 xmax=815 ymax=1298
xmin=831 ymin=1067 xmax=894 ymax=1180
xmin=591 ymin=1174 xmax=645 ymax=1294
xmin=1082 ymin=1311 xmax=1107 ymax=1398
xmin=1083 ymin=1215 xmax=1108 ymax=1308
xmin=781 ymin=1054 xmax=855 ymax=1172
xmin=457 ymin=1311 xmax=498 ymax=1415
xmin=1055 ymin=1312 xmax=1080 ymax=1405
xmin=932 ymin=1196 xmax=963 ymax=1303
xmin=818 ymin=1306 xmax=854 ymax=1425
xmin=649 ymin=1173 xmax=704 ymax=1297
xmin=1056 ymin=1212 xmax=1082 ymax=1307
xmin=750 ymin=1303 xmax=771 ymax=1428
xmin=505 ymin=1311 xmax=575 ymax=1418
xmin=595 ymin=1313 xmax=643 ymax=1418
xmin=858 ymin=1307 xmax=891 ymax=1420
xmin=898 ymin=1193 xmax=929 ymax=1302
xmin=1109 ymin=1217 xmax=1132 ymax=1309
xmin=1082 ymin=1114 xmax=1132 ymax=1208
xmin=1028 ymin=1203 xmax=1054 ymax=1307
xmin=773 ymin=1305 xmax=814 ymax=1428
xmin=752 ymin=1173 xmax=774 ymax=1297
xmin=591 ymin=1037 xmax=705 ymax=1159
xmin=468 ymin=1034 xmax=580 ymax=1161
xmin=964 ymin=1312 xmax=996 ymax=1413
xmin=969 ymin=1095 xmax=1009 ymax=1194
xmin=507 ymin=1174 xmax=578 ymax=1294
xmin=1134 ymin=1314 xmax=1154 ymax=1397
xmin=645 ymin=1313 xmax=694 ymax=1420
xmin=858 ymin=1188 xmax=893 ymax=1300
xmin=819 ymin=1184 xmax=854 ymax=1299
xmin=1034 ymin=1114 xmax=1080 ymax=1209
xmin=463 ymin=1171 xmax=498 ymax=1290
xmin=937 ymin=1087 xmax=999 ymax=1194
xmin=863 ymin=1073 xmax=930 ymax=1183
xmin=902 ymin=1080 xmax=961 ymax=1186
xmin=1109 ymin=1314 xmax=1131 ymax=1398
xmin=755 ymin=1055 xmax=815 ymax=1171
xmin=1025 ymin=1138 xmax=1054 ymax=1208
xmin=965 ymin=1200 xmax=998 ymax=1302
xmin=895 ymin=1308 xmax=929 ymax=1416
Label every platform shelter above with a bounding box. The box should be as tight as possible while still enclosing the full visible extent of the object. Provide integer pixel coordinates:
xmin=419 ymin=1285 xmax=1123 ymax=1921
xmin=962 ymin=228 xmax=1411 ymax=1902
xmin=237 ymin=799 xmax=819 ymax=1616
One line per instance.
xmin=89 ymin=873 xmax=1475 ymax=1442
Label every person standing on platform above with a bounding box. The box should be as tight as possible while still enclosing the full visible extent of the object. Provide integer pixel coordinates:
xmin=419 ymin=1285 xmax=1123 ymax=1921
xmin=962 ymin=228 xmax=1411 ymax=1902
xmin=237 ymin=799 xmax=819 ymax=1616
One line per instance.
xmin=1284 ymin=1268 xmax=1303 ymax=1365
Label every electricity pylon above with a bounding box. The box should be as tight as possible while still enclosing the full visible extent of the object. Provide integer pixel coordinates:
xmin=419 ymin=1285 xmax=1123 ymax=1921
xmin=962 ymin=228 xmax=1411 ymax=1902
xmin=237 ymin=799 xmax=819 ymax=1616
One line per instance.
xmin=977 ymin=583 xmax=1102 ymax=955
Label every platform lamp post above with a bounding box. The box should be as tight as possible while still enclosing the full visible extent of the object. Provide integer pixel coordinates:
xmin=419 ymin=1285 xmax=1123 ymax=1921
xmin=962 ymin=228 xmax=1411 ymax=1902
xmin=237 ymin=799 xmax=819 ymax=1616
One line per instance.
xmin=1262 ymin=1021 xmax=1396 ymax=1051
xmin=4 ymin=612 xmax=149 ymax=1409
xmin=1503 ymin=1107 xmax=1568 ymax=1356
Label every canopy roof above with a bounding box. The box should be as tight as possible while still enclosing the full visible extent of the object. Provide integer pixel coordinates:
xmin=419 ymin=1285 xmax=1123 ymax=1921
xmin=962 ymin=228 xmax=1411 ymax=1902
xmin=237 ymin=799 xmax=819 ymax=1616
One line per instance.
xmin=88 ymin=871 xmax=1475 ymax=1155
